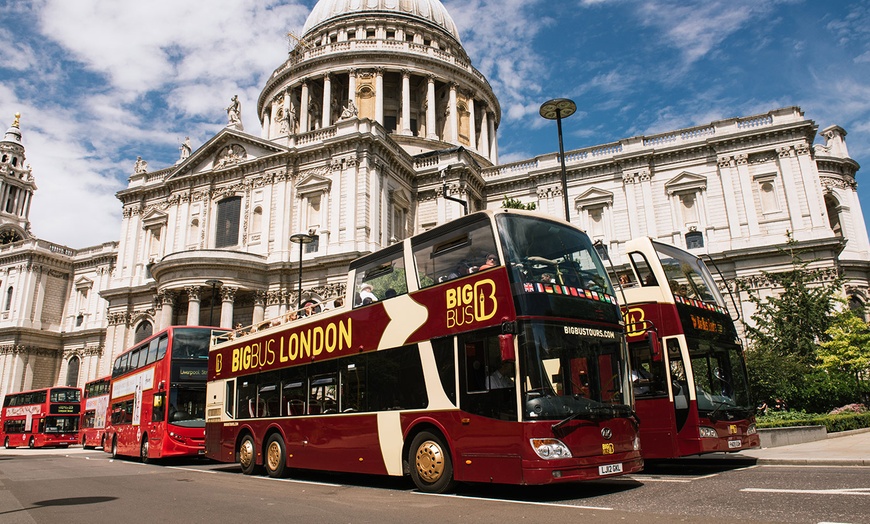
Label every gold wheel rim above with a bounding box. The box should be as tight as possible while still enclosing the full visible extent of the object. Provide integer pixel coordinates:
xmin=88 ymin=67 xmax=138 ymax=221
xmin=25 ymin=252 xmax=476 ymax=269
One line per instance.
xmin=266 ymin=441 xmax=282 ymax=472
xmin=415 ymin=440 xmax=444 ymax=483
xmin=239 ymin=439 xmax=254 ymax=469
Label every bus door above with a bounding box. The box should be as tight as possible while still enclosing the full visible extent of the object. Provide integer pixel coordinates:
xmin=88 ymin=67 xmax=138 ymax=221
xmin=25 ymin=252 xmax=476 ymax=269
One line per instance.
xmin=631 ymin=336 xmax=680 ymax=458
xmin=456 ymin=330 xmax=522 ymax=485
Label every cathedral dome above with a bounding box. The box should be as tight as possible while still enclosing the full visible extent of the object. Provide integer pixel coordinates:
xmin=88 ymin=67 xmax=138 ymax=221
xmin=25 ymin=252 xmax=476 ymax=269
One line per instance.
xmin=302 ymin=0 xmax=461 ymax=43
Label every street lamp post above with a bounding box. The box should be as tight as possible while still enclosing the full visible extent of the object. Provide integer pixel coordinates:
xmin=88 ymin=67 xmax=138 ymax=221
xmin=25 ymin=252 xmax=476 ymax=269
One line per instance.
xmin=289 ymin=232 xmax=315 ymax=310
xmin=205 ymin=279 xmax=223 ymax=327
xmin=540 ymin=98 xmax=577 ymax=222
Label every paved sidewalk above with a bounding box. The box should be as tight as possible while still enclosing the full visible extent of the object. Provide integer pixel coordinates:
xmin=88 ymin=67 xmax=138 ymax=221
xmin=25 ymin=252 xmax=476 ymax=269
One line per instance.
xmin=736 ymin=428 xmax=870 ymax=466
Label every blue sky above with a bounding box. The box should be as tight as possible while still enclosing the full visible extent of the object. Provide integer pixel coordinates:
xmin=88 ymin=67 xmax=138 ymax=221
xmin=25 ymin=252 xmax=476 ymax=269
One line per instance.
xmin=1 ymin=0 xmax=869 ymax=248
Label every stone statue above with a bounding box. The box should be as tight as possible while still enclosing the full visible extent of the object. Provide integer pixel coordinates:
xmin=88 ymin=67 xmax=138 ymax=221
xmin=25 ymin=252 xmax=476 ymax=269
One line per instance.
xmin=226 ymin=95 xmax=243 ymax=129
xmin=134 ymin=156 xmax=148 ymax=173
xmin=179 ymin=137 xmax=191 ymax=160
xmin=340 ymin=99 xmax=358 ymax=120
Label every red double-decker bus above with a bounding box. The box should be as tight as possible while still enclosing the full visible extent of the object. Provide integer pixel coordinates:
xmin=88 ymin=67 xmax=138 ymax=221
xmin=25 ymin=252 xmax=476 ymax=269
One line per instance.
xmin=80 ymin=376 xmax=111 ymax=449
xmin=206 ymin=210 xmax=642 ymax=492
xmin=1 ymin=387 xmax=81 ymax=449
xmin=105 ymin=326 xmax=227 ymax=462
xmin=618 ymin=237 xmax=760 ymax=458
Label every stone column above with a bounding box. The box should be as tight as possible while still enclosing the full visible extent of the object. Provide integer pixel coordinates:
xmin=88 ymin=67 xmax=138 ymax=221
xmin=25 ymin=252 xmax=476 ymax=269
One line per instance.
xmin=426 ymin=75 xmax=437 ymax=139
xmin=479 ymin=110 xmax=490 ymax=158
xmin=375 ymin=68 xmax=384 ymax=125
xmin=734 ymin=153 xmax=761 ymax=236
xmin=488 ymin=115 xmax=498 ymax=163
xmin=467 ymin=95 xmax=476 ymax=150
xmin=300 ymin=80 xmax=310 ymax=133
xmin=253 ymin=291 xmax=266 ymax=326
xmin=157 ymin=290 xmax=176 ymax=331
xmin=262 ymin=109 xmax=271 ymax=139
xmin=322 ymin=73 xmax=332 ymax=128
xmin=401 ymin=70 xmax=411 ymax=135
xmin=219 ymin=287 xmax=237 ymax=329
xmin=716 ymin=155 xmax=742 ymax=240
xmin=348 ymin=69 xmax=357 ymax=112
xmin=186 ymin=286 xmax=201 ymax=326
xmin=776 ymin=146 xmax=808 ymax=233
xmin=794 ymin=143 xmax=826 ymax=230
xmin=448 ymin=83 xmax=458 ymax=142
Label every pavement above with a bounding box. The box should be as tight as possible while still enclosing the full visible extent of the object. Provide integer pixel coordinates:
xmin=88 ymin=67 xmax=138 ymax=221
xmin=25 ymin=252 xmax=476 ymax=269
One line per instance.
xmin=733 ymin=427 xmax=870 ymax=466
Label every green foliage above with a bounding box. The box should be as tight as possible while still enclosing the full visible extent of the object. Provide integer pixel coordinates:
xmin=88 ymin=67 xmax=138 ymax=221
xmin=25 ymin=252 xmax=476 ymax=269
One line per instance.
xmin=757 ymin=410 xmax=870 ymax=432
xmin=819 ymin=309 xmax=870 ymax=395
xmin=501 ymin=196 xmax=536 ymax=210
xmin=738 ymin=232 xmax=845 ymax=411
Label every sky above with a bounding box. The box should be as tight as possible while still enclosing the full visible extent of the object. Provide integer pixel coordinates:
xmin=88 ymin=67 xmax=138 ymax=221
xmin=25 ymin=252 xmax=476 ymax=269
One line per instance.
xmin=1 ymin=0 xmax=870 ymax=249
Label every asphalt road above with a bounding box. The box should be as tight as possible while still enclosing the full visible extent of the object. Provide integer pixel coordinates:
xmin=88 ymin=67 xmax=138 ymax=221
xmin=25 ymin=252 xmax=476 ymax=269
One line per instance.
xmin=0 ymin=448 xmax=867 ymax=524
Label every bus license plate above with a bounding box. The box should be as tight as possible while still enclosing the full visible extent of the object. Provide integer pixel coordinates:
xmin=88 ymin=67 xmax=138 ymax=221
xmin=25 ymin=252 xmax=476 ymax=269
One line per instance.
xmin=728 ymin=439 xmax=742 ymax=449
xmin=599 ymin=463 xmax=623 ymax=476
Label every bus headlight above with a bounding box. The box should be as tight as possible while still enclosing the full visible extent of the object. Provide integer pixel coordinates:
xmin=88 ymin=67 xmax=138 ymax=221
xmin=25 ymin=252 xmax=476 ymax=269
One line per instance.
xmin=699 ymin=426 xmax=718 ymax=439
xmin=168 ymin=431 xmax=187 ymax=444
xmin=747 ymin=424 xmax=757 ymax=435
xmin=530 ymin=438 xmax=572 ymax=459
xmin=633 ymin=434 xmax=641 ymax=451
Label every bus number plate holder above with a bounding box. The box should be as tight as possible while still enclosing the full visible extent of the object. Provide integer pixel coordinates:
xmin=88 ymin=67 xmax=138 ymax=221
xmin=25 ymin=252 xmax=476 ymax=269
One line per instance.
xmin=599 ymin=463 xmax=623 ymax=475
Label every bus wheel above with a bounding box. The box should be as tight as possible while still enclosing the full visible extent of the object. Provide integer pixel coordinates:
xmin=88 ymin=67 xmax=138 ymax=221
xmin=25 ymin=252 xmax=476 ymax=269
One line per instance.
xmin=409 ymin=431 xmax=455 ymax=494
xmin=140 ymin=437 xmax=150 ymax=464
xmin=238 ymin=435 xmax=257 ymax=475
xmin=111 ymin=438 xmax=120 ymax=459
xmin=264 ymin=434 xmax=287 ymax=478
xmin=28 ymin=437 xmax=35 ymax=449
xmin=4 ymin=437 xmax=13 ymax=449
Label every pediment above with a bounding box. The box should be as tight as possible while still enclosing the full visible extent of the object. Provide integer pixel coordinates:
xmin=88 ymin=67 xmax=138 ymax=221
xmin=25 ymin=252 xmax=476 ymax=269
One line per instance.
xmin=74 ymin=276 xmax=93 ymax=290
xmin=665 ymin=171 xmax=707 ymax=195
xmin=142 ymin=209 xmax=168 ymax=229
xmin=296 ymin=166 xmax=332 ymax=195
xmin=574 ymin=187 xmax=613 ymax=209
xmin=166 ymin=128 xmax=289 ymax=181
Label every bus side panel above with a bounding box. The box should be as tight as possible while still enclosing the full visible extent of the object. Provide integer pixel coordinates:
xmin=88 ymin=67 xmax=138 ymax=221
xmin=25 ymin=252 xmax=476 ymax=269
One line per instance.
xmin=280 ymin=414 xmax=387 ymax=475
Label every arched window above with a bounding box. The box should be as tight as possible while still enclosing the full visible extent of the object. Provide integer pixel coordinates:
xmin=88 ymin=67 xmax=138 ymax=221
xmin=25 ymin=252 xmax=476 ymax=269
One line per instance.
xmin=66 ymin=356 xmax=80 ymax=387
xmin=685 ymin=230 xmax=704 ymax=249
xmin=251 ymin=206 xmax=263 ymax=234
xmin=825 ymin=195 xmax=843 ymax=237
xmin=4 ymin=286 xmax=12 ymax=310
xmin=134 ymin=321 xmax=153 ymax=344
xmin=215 ymin=196 xmax=242 ymax=248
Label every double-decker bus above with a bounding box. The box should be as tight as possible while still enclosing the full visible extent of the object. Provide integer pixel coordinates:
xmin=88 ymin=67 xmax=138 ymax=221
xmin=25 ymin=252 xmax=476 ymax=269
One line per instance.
xmin=80 ymin=376 xmax=111 ymax=449
xmin=106 ymin=326 xmax=227 ymax=462
xmin=1 ymin=387 xmax=81 ymax=449
xmin=617 ymin=237 xmax=759 ymax=458
xmin=206 ymin=209 xmax=642 ymax=493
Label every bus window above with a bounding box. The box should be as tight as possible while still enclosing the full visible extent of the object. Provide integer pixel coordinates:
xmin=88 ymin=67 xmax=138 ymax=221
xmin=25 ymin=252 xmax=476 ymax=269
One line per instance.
xmin=238 ymin=380 xmax=256 ymax=419
xmin=341 ymin=358 xmax=364 ymax=412
xmin=351 ymin=244 xmax=407 ymax=308
xmin=628 ymin=341 xmax=668 ymax=398
xmin=412 ymin=216 xmax=497 ymax=288
xmin=280 ymin=368 xmax=306 ymax=416
xmin=258 ymin=372 xmax=279 ymax=418
xmin=432 ymin=337 xmax=456 ymax=404
xmin=225 ymin=380 xmax=235 ymax=418
xmin=459 ymin=333 xmax=517 ymax=421
xmin=146 ymin=337 xmax=160 ymax=364
xmin=152 ymin=392 xmax=166 ymax=422
xmin=156 ymin=335 xmax=169 ymax=361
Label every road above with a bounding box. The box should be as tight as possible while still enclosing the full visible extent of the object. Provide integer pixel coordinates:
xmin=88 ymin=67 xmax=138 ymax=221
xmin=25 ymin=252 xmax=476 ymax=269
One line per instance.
xmin=0 ymin=448 xmax=867 ymax=524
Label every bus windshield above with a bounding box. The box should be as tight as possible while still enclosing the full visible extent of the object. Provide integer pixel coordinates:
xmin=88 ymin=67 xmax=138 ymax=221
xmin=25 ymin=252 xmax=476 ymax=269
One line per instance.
xmin=520 ymin=322 xmax=632 ymax=423
xmin=499 ymin=214 xmax=614 ymax=296
xmin=168 ymin=386 xmax=206 ymax=428
xmin=172 ymin=328 xmax=214 ymax=360
xmin=50 ymin=389 xmax=81 ymax=403
xmin=687 ymin=339 xmax=753 ymax=418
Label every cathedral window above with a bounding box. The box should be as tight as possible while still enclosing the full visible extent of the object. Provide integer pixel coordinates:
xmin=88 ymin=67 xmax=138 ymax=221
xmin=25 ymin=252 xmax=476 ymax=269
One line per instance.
xmin=756 ymin=175 xmax=781 ymax=214
xmin=825 ymin=194 xmax=843 ymax=237
xmin=5 ymin=186 xmax=17 ymax=213
xmin=215 ymin=196 xmax=242 ymax=248
xmin=685 ymin=230 xmax=704 ymax=249
xmin=134 ymin=321 xmax=153 ymax=344
xmin=65 ymin=356 xmax=80 ymax=388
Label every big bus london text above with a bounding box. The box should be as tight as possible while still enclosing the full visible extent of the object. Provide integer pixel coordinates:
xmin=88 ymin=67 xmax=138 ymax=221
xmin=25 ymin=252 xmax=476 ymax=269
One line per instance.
xmin=617 ymin=237 xmax=760 ymax=459
xmin=206 ymin=210 xmax=643 ymax=493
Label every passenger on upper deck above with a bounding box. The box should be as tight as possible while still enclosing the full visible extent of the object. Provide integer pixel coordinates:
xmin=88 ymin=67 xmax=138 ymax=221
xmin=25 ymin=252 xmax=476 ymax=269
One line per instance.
xmin=359 ymin=283 xmax=378 ymax=304
xmin=479 ymin=253 xmax=499 ymax=271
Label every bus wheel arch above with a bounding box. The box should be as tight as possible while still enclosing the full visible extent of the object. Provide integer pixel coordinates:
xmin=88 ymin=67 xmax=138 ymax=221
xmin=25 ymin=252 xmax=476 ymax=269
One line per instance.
xmin=140 ymin=434 xmax=151 ymax=464
xmin=405 ymin=426 xmax=456 ymax=493
xmin=237 ymin=431 xmax=259 ymax=475
xmin=263 ymin=431 xmax=288 ymax=478
xmin=28 ymin=436 xmax=35 ymax=449
xmin=4 ymin=436 xmax=12 ymax=449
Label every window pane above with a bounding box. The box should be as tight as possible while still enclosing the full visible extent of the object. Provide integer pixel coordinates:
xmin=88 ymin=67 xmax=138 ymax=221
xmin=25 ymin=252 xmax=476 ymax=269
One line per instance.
xmin=215 ymin=197 xmax=241 ymax=248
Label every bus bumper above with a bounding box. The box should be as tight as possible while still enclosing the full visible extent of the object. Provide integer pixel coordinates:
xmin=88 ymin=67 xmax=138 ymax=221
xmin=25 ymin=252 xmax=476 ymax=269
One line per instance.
xmin=521 ymin=453 xmax=644 ymax=485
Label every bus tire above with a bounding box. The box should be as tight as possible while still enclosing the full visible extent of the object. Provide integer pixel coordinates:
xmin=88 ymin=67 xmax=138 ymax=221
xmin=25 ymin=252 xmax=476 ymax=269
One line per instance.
xmin=238 ymin=435 xmax=257 ymax=475
xmin=140 ymin=436 xmax=150 ymax=464
xmin=111 ymin=438 xmax=119 ymax=459
xmin=4 ymin=437 xmax=13 ymax=449
xmin=408 ymin=431 xmax=455 ymax=494
xmin=264 ymin=434 xmax=287 ymax=478
xmin=28 ymin=437 xmax=35 ymax=449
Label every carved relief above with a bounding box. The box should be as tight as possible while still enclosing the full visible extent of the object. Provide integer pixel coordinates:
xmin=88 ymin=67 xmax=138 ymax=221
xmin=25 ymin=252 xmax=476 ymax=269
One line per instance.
xmin=215 ymin=144 xmax=247 ymax=168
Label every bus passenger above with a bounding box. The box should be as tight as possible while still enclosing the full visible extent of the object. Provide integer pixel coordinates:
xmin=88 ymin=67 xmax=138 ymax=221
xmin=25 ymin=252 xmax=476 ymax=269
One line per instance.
xmin=487 ymin=360 xmax=515 ymax=389
xmin=359 ymin=283 xmax=378 ymax=304
xmin=479 ymin=253 xmax=498 ymax=270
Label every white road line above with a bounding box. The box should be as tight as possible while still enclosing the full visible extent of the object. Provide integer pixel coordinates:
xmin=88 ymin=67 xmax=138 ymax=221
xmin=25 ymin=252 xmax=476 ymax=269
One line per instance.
xmin=413 ymin=492 xmax=613 ymax=511
xmin=742 ymin=487 xmax=870 ymax=496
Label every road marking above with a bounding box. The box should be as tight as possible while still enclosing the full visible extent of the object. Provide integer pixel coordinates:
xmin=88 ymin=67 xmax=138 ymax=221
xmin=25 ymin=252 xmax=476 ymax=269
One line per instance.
xmin=742 ymin=487 xmax=870 ymax=496
xmin=414 ymin=492 xmax=613 ymax=511
xmin=165 ymin=466 xmax=217 ymax=474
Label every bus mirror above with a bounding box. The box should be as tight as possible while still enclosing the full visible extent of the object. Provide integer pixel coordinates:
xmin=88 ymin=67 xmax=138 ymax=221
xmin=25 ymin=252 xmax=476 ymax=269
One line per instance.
xmin=647 ymin=332 xmax=662 ymax=362
xmin=499 ymin=334 xmax=515 ymax=362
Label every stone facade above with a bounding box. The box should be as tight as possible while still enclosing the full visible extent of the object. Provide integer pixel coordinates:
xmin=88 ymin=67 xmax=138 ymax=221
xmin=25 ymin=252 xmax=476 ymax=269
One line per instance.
xmin=0 ymin=0 xmax=867 ymax=400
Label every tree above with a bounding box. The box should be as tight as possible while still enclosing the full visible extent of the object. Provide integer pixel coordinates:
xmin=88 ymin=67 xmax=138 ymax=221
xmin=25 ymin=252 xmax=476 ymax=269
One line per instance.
xmin=737 ymin=232 xmax=843 ymax=410
xmin=501 ymin=196 xmax=536 ymax=210
xmin=819 ymin=308 xmax=870 ymax=402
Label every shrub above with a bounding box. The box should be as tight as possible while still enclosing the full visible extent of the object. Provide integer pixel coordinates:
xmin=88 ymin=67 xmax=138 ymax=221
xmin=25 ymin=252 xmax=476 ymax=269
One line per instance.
xmin=757 ymin=410 xmax=870 ymax=432
xmin=829 ymin=403 xmax=867 ymax=416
